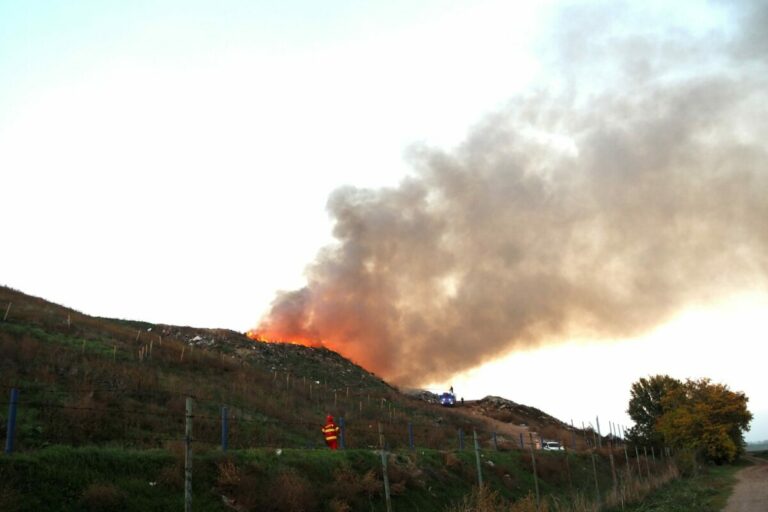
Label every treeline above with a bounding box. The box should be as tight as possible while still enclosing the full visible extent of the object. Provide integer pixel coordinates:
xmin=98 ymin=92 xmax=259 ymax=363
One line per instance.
xmin=624 ymin=375 xmax=752 ymax=464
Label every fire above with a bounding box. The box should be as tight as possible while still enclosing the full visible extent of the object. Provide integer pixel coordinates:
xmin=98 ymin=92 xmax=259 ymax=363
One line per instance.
xmin=245 ymin=329 xmax=323 ymax=348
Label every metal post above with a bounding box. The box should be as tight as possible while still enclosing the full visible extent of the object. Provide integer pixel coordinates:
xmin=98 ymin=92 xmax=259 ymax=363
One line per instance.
xmin=458 ymin=429 xmax=464 ymax=451
xmin=3 ymin=302 xmax=11 ymax=321
xmin=596 ymin=416 xmax=602 ymax=447
xmin=644 ymin=446 xmax=651 ymax=479
xmin=339 ymin=417 xmax=346 ymax=449
xmin=380 ymin=450 xmax=393 ymax=512
xmin=408 ymin=422 xmax=414 ymax=450
xmin=5 ymin=388 xmax=19 ymax=454
xmin=608 ymin=442 xmax=617 ymax=492
xmin=571 ymin=419 xmax=576 ymax=448
xmin=221 ymin=406 xmax=228 ymax=452
xmin=185 ymin=397 xmax=193 ymax=512
xmin=591 ymin=449 xmax=601 ymax=505
xmin=623 ymin=443 xmax=632 ymax=482
xmin=528 ymin=433 xmax=540 ymax=510
xmin=492 ymin=431 xmax=498 ymax=451
xmin=520 ymin=432 xmax=524 ymax=449
xmin=473 ymin=430 xmax=483 ymax=487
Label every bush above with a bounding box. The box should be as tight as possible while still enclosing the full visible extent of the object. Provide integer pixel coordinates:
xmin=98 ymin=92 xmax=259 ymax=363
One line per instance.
xmin=79 ymin=483 xmax=126 ymax=512
xmin=269 ymin=470 xmax=317 ymax=512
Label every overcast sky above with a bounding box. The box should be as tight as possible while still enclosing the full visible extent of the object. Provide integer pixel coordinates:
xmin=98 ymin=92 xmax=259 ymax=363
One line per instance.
xmin=2 ymin=0 xmax=767 ymax=442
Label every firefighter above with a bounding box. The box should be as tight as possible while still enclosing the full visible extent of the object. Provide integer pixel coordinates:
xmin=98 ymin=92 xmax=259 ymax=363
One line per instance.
xmin=322 ymin=414 xmax=341 ymax=450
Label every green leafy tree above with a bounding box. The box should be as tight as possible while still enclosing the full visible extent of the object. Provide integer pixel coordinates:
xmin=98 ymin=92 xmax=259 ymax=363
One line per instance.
xmin=657 ymin=378 xmax=752 ymax=464
xmin=626 ymin=375 xmax=682 ymax=449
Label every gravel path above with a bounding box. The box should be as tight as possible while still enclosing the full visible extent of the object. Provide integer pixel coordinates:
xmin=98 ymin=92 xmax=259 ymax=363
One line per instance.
xmin=722 ymin=456 xmax=768 ymax=512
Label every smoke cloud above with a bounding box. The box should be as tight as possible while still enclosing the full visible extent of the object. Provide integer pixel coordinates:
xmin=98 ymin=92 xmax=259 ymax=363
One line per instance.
xmin=256 ymin=1 xmax=768 ymax=385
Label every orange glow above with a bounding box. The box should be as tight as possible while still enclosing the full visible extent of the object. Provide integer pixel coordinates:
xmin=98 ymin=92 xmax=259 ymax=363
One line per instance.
xmin=245 ymin=329 xmax=323 ymax=348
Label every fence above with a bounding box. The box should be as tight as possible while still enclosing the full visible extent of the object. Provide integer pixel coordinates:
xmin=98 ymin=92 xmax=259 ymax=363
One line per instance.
xmin=3 ymin=384 xmax=661 ymax=456
xmin=3 ymin=386 xmax=680 ymax=511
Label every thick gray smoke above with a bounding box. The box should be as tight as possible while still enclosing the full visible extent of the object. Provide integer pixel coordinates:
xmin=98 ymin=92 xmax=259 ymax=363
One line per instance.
xmin=257 ymin=1 xmax=768 ymax=385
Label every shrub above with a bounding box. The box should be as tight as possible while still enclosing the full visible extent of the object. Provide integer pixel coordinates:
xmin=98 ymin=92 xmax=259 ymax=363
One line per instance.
xmin=445 ymin=485 xmax=508 ymax=512
xmin=269 ymin=470 xmax=317 ymax=512
xmin=79 ymin=483 xmax=126 ymax=512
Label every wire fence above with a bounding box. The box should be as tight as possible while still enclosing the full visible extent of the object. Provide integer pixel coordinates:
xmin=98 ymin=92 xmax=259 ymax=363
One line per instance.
xmin=2 ymin=385 xmax=684 ymax=511
xmin=3 ymin=384 xmax=653 ymax=457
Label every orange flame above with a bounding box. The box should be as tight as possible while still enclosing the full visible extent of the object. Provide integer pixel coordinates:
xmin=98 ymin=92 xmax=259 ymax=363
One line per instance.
xmin=245 ymin=329 xmax=323 ymax=348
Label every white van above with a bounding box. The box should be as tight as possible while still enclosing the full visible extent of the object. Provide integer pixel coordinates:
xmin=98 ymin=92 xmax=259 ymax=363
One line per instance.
xmin=542 ymin=440 xmax=564 ymax=451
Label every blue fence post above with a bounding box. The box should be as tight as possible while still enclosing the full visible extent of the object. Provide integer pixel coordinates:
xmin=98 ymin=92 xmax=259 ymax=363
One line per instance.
xmin=458 ymin=429 xmax=464 ymax=451
xmin=520 ymin=433 xmax=524 ymax=449
xmin=408 ymin=422 xmax=414 ymax=450
xmin=493 ymin=431 xmax=498 ymax=451
xmin=221 ymin=406 xmax=229 ymax=452
xmin=5 ymin=388 xmax=19 ymax=455
xmin=339 ymin=417 xmax=346 ymax=449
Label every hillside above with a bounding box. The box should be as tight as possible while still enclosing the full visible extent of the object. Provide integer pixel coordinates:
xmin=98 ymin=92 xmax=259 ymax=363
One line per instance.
xmin=0 ymin=285 xmax=583 ymax=450
xmin=0 ymin=285 xmax=640 ymax=511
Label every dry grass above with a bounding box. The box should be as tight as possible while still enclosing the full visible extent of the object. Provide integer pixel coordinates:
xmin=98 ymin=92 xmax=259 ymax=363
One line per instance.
xmin=79 ymin=483 xmax=126 ymax=511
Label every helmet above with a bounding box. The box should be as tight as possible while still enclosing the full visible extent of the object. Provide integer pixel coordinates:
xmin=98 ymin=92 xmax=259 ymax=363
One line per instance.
xmin=326 ymin=415 xmax=334 ymax=423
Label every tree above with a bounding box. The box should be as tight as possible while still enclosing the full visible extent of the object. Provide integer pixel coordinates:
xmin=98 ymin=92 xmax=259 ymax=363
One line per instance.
xmin=626 ymin=375 xmax=682 ymax=449
xmin=656 ymin=378 xmax=752 ymax=464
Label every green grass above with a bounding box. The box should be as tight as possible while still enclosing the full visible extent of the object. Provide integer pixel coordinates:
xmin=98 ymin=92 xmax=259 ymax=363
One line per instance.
xmin=0 ymin=445 xmax=631 ymax=512
xmin=0 ymin=445 xmax=224 ymax=512
xmin=604 ymin=463 xmax=742 ymax=512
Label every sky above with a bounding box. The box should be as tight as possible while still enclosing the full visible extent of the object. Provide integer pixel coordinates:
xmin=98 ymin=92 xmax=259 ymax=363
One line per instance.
xmin=2 ymin=1 xmax=767 ymax=442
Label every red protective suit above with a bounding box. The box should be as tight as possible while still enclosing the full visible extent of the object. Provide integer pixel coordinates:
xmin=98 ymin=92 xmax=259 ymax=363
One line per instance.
xmin=322 ymin=415 xmax=340 ymax=450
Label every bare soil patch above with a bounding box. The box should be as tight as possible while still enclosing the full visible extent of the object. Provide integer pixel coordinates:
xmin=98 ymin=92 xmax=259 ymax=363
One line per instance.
xmin=722 ymin=456 xmax=768 ymax=512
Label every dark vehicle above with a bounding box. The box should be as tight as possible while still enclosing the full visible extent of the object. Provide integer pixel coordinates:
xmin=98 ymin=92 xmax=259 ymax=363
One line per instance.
xmin=439 ymin=392 xmax=456 ymax=406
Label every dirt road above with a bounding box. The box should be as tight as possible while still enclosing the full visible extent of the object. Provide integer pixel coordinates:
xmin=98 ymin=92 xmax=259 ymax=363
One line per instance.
xmin=722 ymin=456 xmax=768 ymax=512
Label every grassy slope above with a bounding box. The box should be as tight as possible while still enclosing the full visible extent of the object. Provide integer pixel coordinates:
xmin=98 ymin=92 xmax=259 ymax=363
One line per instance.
xmin=0 ymin=445 xmax=618 ymax=512
xmin=0 ymin=285 xmax=745 ymax=511
xmin=604 ymin=462 xmax=744 ymax=512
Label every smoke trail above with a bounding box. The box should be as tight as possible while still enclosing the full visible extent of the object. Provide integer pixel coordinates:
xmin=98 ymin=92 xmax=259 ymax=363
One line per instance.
xmin=256 ymin=1 xmax=768 ymax=385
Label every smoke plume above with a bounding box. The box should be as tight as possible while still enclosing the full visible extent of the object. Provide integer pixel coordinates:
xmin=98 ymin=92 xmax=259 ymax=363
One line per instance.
xmin=256 ymin=1 xmax=768 ymax=385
